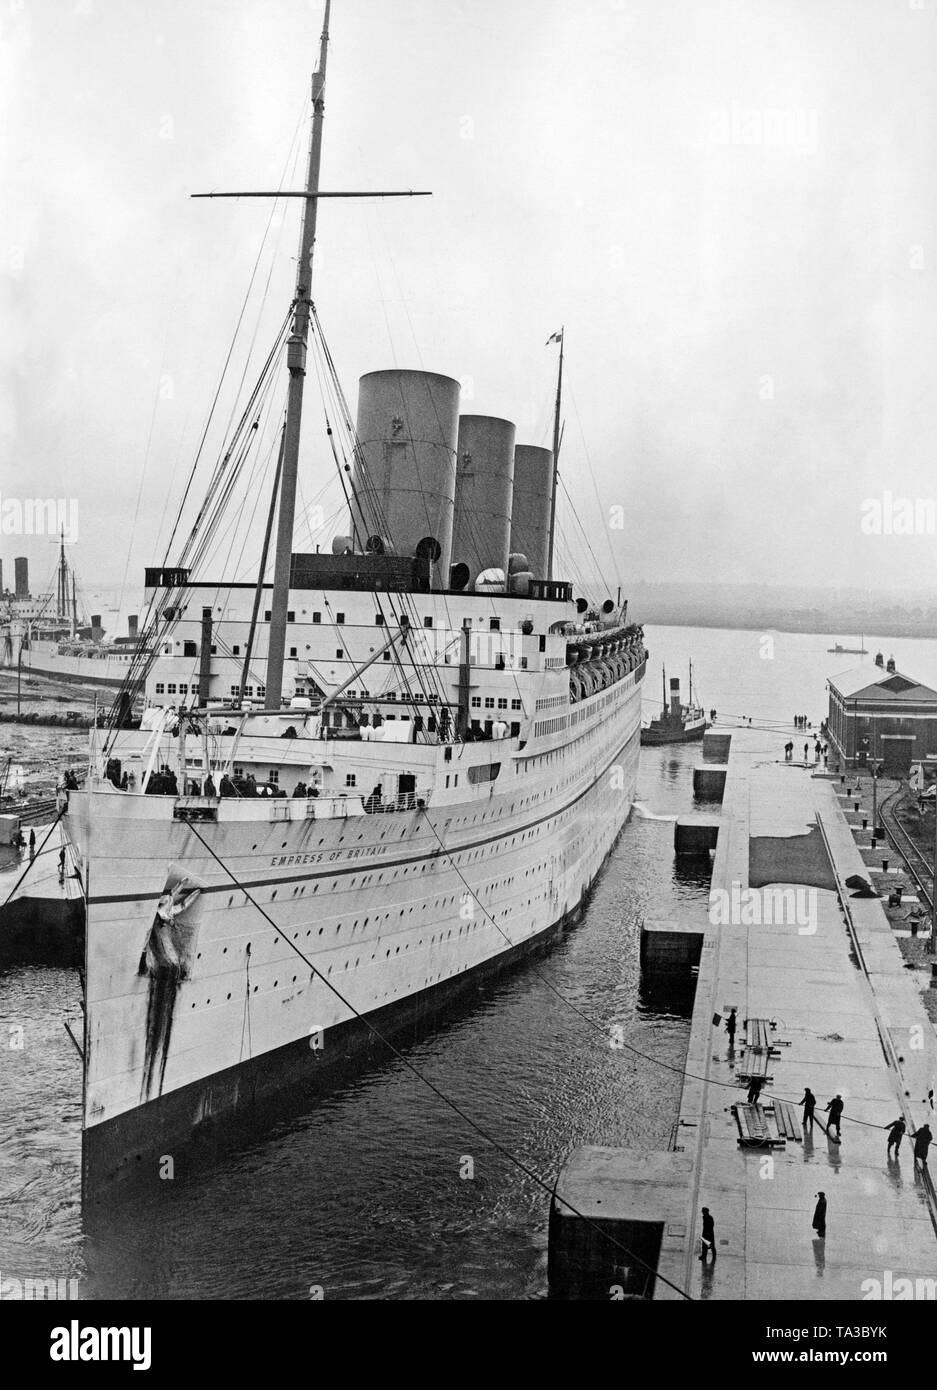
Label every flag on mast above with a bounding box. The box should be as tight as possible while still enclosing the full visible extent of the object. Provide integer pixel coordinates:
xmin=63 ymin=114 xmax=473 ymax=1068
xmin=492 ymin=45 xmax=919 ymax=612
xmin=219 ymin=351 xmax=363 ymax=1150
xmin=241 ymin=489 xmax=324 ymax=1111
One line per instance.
xmin=546 ymin=329 xmax=563 ymax=345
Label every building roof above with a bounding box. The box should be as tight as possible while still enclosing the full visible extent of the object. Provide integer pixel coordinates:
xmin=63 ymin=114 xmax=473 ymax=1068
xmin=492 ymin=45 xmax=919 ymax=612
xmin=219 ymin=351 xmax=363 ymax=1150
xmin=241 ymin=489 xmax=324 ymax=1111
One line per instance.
xmin=828 ymin=663 xmax=937 ymax=703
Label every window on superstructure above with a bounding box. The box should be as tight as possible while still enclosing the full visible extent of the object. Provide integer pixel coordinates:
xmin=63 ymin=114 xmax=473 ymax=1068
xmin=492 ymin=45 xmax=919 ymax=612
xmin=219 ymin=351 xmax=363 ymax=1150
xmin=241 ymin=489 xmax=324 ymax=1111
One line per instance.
xmin=345 ymin=774 xmax=357 ymax=787
xmin=180 ymin=684 xmax=188 ymax=695
xmin=489 ymin=618 xmax=500 ymax=632
xmin=521 ymin=658 xmax=528 ymax=670
xmin=470 ymin=697 xmax=481 ymax=708
xmin=155 ymin=683 xmax=165 ymax=694
xmin=336 ymin=649 xmax=343 ymax=659
xmin=230 ymin=685 xmax=239 ymax=695
xmin=313 ymin=612 xmax=321 ymax=624
xmin=290 ymin=648 xmax=297 ymax=658
xmin=258 ymin=686 xmax=265 ymax=697
xmin=336 ymin=612 xmax=345 ymax=624
xmin=264 ymin=610 xmax=271 ymax=621
xmin=183 ymin=641 xmax=197 ymax=657
xmin=375 ymin=613 xmax=384 ymax=624
xmin=233 ymin=645 xmax=240 ymax=656
xmin=387 ymin=691 xmax=396 ymax=701
xmin=383 ymin=651 xmax=391 ymax=661
xmin=287 ymin=611 xmax=295 ymax=623
xmin=539 ymin=636 xmax=546 ymax=652
xmin=497 ymin=698 xmax=507 ymax=710
xmin=167 ymin=683 xmax=177 ymax=694
xmin=269 ymin=770 xmax=279 ymax=785
xmin=484 ymin=697 xmax=494 ymax=709
xmin=511 ymin=698 xmax=522 ymax=710
xmin=423 ymin=616 xmax=433 ymax=628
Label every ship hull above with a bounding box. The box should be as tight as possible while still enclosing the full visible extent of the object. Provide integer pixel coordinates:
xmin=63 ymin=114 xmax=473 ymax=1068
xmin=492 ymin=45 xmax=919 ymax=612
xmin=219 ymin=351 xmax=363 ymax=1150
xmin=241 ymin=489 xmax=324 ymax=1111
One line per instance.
xmin=72 ymin=670 xmax=644 ymax=1193
xmin=81 ymin=876 xmax=597 ymax=1197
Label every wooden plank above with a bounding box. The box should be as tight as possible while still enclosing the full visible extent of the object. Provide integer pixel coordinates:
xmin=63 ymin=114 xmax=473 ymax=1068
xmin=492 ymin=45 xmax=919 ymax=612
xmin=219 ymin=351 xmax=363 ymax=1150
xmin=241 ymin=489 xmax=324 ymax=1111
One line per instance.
xmin=732 ymin=1103 xmax=784 ymax=1148
xmin=772 ymin=1100 xmax=803 ymax=1142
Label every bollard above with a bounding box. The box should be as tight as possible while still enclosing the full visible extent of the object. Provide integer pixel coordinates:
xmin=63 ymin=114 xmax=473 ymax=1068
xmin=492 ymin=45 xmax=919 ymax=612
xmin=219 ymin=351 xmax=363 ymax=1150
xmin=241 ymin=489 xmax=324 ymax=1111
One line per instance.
xmin=862 ymin=818 xmax=868 ymax=830
xmin=882 ymin=859 xmax=889 ymax=873
xmin=840 ymin=775 xmax=846 ymax=784
xmin=931 ymin=963 xmax=937 ymax=986
xmin=911 ymin=919 xmax=919 ymax=937
xmin=871 ymin=836 xmax=877 ymax=850
xmin=854 ymin=801 xmax=860 ymax=813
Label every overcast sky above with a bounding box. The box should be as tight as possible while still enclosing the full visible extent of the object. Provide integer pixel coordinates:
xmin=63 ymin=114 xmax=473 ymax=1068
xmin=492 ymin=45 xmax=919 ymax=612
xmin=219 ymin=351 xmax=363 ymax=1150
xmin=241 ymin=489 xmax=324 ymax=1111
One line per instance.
xmin=4 ymin=0 xmax=937 ymax=605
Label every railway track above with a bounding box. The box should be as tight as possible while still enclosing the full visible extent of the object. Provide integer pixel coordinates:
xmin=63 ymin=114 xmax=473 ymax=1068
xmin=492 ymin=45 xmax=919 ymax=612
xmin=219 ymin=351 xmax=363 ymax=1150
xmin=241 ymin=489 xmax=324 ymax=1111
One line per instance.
xmin=877 ymin=783 xmax=934 ymax=918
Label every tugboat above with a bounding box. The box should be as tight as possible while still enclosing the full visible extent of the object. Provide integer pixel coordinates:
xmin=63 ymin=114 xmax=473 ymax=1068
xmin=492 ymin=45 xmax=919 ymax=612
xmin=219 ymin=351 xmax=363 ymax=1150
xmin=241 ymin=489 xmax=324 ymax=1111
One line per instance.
xmin=641 ymin=662 xmax=708 ymax=745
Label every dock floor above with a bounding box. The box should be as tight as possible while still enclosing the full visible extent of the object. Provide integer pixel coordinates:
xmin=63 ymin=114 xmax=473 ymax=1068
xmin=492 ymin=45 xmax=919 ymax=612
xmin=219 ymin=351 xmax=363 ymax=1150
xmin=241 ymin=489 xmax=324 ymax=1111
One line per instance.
xmin=661 ymin=727 xmax=937 ymax=1299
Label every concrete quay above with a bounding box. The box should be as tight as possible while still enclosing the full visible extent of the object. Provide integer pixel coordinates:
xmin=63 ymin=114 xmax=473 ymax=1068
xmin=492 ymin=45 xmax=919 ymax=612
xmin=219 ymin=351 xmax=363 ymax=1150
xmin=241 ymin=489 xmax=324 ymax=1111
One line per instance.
xmin=0 ymin=825 xmax=83 ymax=967
xmin=551 ymin=727 xmax=937 ymax=1300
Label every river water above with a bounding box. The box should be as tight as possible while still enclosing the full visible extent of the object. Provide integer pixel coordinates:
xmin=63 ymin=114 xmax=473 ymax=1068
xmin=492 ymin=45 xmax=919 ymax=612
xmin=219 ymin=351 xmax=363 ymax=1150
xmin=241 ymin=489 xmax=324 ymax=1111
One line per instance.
xmin=0 ymin=624 xmax=933 ymax=1299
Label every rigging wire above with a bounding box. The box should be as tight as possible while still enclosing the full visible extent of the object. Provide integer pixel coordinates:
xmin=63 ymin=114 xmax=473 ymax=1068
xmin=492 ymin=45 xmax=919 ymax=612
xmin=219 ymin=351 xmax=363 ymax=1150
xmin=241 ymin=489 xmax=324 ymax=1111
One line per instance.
xmin=184 ymin=817 xmax=692 ymax=1301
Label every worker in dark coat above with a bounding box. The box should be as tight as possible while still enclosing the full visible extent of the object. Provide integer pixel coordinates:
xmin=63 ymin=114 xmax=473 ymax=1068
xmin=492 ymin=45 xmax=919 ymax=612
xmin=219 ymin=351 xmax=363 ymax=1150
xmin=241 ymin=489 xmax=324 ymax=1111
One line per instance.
xmin=725 ymin=1009 xmax=737 ymax=1046
xmin=912 ymin=1124 xmax=933 ymax=1167
xmin=747 ymin=1077 xmax=763 ymax=1106
xmin=699 ymin=1207 xmax=716 ymax=1262
xmin=825 ymin=1094 xmax=844 ymax=1139
xmin=801 ymin=1087 xmax=816 ymax=1131
xmin=885 ymin=1117 xmax=906 ymax=1158
xmin=812 ymin=1192 xmax=826 ymax=1237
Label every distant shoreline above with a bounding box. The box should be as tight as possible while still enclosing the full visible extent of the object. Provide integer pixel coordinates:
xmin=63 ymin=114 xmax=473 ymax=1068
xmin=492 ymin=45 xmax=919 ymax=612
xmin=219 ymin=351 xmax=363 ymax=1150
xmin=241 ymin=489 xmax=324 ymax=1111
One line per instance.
xmin=635 ymin=614 xmax=935 ymax=642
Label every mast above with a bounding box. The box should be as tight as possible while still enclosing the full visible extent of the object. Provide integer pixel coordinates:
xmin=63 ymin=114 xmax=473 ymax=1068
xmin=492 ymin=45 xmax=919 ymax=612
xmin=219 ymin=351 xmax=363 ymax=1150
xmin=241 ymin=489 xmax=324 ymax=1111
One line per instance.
xmin=265 ymin=0 xmax=331 ymax=711
xmin=662 ymin=663 xmax=667 ymax=716
xmin=57 ymin=529 xmax=68 ymax=619
xmin=546 ymin=327 xmax=564 ymax=580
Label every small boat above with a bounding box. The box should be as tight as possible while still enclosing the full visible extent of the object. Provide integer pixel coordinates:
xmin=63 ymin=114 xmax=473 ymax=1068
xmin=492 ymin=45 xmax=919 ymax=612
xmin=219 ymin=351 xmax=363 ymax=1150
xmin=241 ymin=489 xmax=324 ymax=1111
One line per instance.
xmin=641 ymin=661 xmax=709 ymax=745
xmin=827 ymin=635 xmax=867 ymax=655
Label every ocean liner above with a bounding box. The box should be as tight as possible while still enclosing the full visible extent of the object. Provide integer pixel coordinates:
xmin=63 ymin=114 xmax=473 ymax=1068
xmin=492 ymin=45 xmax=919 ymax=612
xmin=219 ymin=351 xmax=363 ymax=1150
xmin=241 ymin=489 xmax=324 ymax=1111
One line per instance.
xmin=63 ymin=3 xmax=647 ymax=1191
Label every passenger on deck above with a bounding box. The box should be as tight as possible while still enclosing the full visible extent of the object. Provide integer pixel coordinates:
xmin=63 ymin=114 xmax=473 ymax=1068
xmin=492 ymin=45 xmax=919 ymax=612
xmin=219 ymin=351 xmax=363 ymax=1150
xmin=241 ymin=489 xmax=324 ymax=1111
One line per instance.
xmin=219 ymin=774 xmax=236 ymax=798
xmin=165 ymin=770 xmax=179 ymax=796
xmin=292 ymin=781 xmax=308 ymax=798
xmin=203 ymin=774 xmax=217 ymax=797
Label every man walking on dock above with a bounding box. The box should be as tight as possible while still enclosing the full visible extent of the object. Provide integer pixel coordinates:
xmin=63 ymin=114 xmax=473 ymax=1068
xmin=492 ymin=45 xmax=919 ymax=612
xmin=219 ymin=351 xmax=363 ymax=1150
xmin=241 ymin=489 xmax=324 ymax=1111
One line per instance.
xmin=725 ymin=1008 xmax=737 ymax=1048
xmin=699 ymin=1207 xmax=716 ymax=1262
xmin=911 ymin=1123 xmax=933 ymax=1168
xmin=885 ymin=1117 xmax=906 ymax=1158
xmin=812 ymin=1192 xmax=827 ymax=1238
xmin=28 ymin=828 xmax=35 ymax=860
xmin=801 ymin=1087 xmax=816 ymax=1131
xmin=825 ymin=1094 xmax=844 ymax=1140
